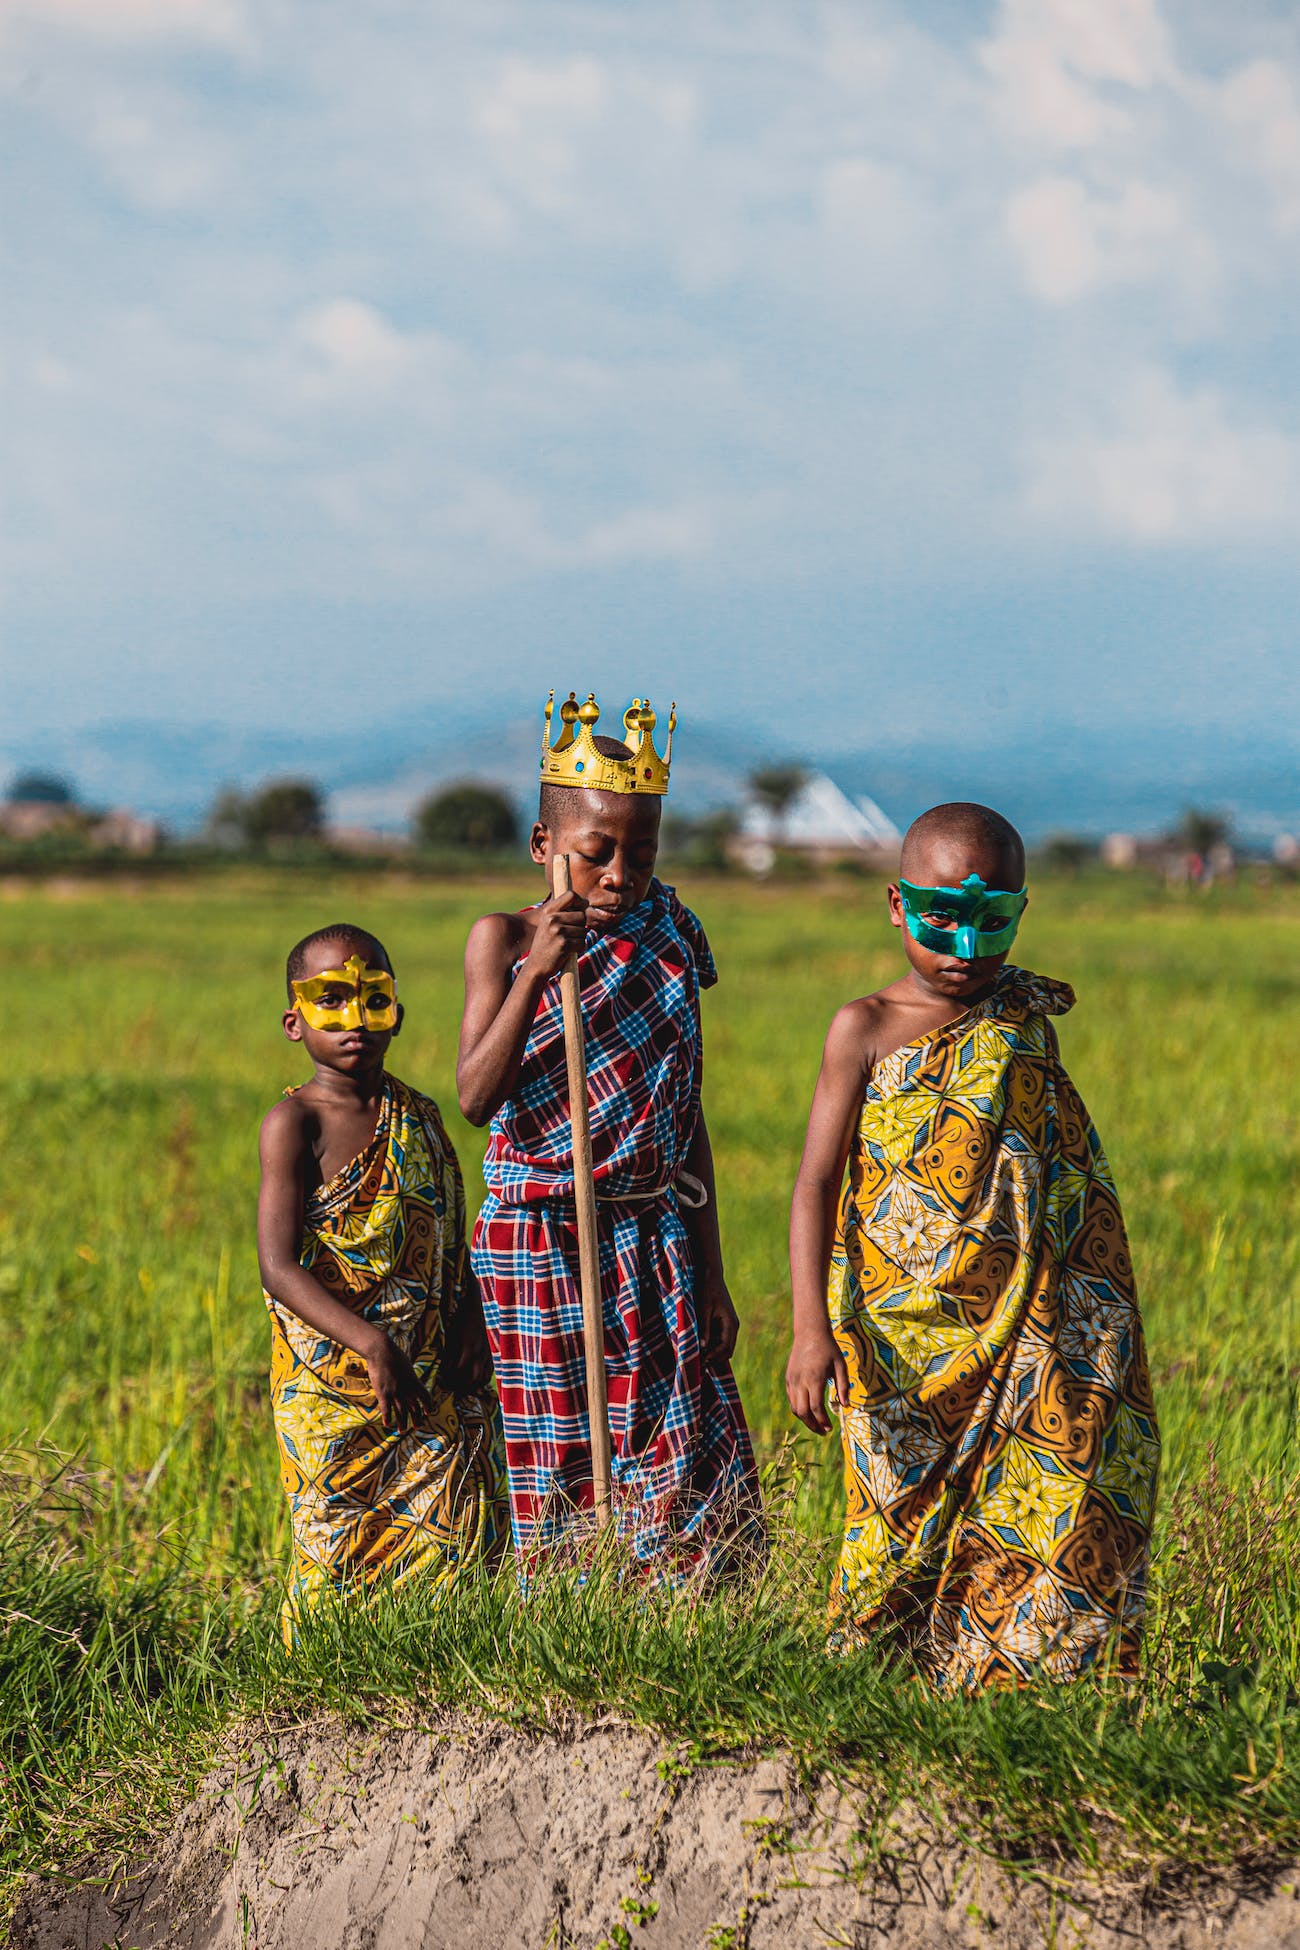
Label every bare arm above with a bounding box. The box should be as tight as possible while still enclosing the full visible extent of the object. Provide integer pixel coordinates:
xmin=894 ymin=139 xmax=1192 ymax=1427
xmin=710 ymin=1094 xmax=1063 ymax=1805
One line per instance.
xmin=785 ymin=1004 xmax=873 ymax=1434
xmin=257 ymin=1101 xmax=432 ymax=1429
xmin=682 ymin=1109 xmax=739 ymax=1366
xmin=456 ymin=899 xmax=588 ymax=1126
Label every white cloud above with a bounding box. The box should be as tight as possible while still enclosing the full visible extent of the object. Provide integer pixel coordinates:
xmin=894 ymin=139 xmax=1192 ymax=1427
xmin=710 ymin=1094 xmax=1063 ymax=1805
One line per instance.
xmin=1216 ymin=58 xmax=1300 ymax=231
xmin=819 ymin=157 xmax=916 ymax=250
xmin=1 ymin=0 xmax=249 ymax=50
xmin=477 ymin=56 xmax=611 ymax=223
xmin=1022 ymin=366 xmax=1300 ymax=542
xmin=290 ymin=299 xmax=435 ymax=403
xmin=304 ymin=467 xmax=723 ymax=581
xmin=1005 ymin=173 xmax=1202 ymax=303
xmin=84 ymin=93 xmax=230 ymax=210
xmin=579 ymin=501 xmax=710 ymax=566
xmin=982 ymin=0 xmax=1174 ymax=149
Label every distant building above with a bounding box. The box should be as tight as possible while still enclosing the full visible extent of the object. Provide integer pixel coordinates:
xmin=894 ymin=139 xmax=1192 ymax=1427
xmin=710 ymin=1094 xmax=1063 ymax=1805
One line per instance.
xmin=1 ymin=789 xmax=163 ymax=853
xmin=326 ymin=825 xmax=412 ymax=857
xmin=0 ymin=799 xmax=82 ymax=842
xmin=733 ymin=772 xmax=900 ymax=872
xmin=89 ymin=810 xmax=163 ymax=855
xmin=1101 ymin=833 xmax=1138 ymax=870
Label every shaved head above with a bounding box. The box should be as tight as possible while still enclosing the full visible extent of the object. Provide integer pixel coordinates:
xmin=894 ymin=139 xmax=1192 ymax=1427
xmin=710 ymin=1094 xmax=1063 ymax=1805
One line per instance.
xmin=900 ymin=802 xmax=1025 ymax=888
xmin=286 ymin=923 xmax=390 ymax=999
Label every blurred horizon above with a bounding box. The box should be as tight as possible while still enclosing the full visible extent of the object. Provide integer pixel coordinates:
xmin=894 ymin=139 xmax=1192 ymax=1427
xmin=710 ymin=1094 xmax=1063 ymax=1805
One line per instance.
xmin=3 ymin=701 xmax=1296 ymax=845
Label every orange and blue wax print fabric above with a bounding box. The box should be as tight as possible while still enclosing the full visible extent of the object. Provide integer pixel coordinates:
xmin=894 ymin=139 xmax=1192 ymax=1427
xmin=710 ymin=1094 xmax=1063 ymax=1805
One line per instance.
xmin=829 ymin=966 xmax=1159 ymax=1688
xmin=266 ymin=1074 xmax=507 ymax=1642
xmin=471 ymin=879 xmax=764 ymax=1575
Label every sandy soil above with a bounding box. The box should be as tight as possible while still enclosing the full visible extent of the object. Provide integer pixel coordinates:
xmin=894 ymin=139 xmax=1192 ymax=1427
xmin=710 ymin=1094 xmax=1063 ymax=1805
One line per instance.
xmin=10 ymin=1715 xmax=1300 ymax=1950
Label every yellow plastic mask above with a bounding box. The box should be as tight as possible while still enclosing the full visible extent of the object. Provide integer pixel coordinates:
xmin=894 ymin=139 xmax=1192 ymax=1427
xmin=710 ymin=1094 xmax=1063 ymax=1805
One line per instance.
xmin=291 ymin=955 xmax=398 ymax=1033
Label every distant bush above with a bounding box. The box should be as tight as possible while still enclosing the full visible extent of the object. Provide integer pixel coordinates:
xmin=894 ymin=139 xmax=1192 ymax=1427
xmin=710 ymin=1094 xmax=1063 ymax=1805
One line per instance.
xmin=6 ymin=771 xmax=75 ymax=805
xmin=1177 ymin=807 xmax=1232 ymax=857
xmin=1038 ymin=833 xmax=1094 ymax=872
xmin=243 ymin=779 xmax=325 ymax=845
xmin=748 ymin=764 xmax=807 ymax=841
xmin=203 ymin=779 xmax=324 ymax=849
xmin=414 ymin=783 xmax=518 ymax=852
xmin=662 ymin=808 xmax=738 ymax=872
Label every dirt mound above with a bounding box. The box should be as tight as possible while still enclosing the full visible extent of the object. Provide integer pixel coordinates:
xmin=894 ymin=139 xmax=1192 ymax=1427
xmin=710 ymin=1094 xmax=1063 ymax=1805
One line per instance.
xmin=11 ymin=1716 xmax=1300 ymax=1949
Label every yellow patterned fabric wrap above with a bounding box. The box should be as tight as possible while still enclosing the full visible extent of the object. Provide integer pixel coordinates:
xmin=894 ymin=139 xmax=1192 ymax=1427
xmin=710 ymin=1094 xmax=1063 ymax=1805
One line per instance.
xmin=266 ymin=1074 xmax=507 ymax=1643
xmin=829 ymin=966 xmax=1159 ymax=1688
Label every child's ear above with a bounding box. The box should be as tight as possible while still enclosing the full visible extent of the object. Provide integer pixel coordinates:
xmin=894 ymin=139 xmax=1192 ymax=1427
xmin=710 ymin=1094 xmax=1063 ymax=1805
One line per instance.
xmin=283 ymin=1008 xmax=305 ymax=1043
xmin=529 ymin=821 xmax=550 ymax=865
xmin=392 ymin=1002 xmax=405 ymax=1039
xmin=886 ymin=883 xmax=905 ymax=929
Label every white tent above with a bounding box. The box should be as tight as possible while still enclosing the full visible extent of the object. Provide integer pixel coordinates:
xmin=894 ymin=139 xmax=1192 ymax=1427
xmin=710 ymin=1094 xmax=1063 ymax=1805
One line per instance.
xmin=741 ymin=772 xmax=900 ymax=851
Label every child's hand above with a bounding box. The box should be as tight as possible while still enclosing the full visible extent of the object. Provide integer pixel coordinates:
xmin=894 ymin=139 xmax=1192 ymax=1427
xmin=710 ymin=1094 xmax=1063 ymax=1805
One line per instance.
xmin=364 ymin=1332 xmax=434 ymax=1431
xmin=441 ymin=1305 xmax=493 ymax=1394
xmin=785 ymin=1327 xmax=850 ymax=1435
xmin=528 ymin=889 xmax=589 ymax=977
xmin=698 ymin=1270 xmax=740 ymax=1367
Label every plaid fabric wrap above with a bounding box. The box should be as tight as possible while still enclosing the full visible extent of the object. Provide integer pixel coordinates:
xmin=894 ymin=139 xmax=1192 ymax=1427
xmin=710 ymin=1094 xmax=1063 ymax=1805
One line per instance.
xmin=482 ymin=878 xmax=716 ymax=1204
xmin=471 ymin=880 xmax=764 ymax=1569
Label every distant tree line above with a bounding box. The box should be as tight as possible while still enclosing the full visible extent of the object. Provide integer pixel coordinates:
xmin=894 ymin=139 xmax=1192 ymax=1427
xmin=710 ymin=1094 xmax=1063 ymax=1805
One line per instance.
xmin=203 ymin=777 xmax=522 ymax=853
xmin=6 ymin=758 xmax=1254 ymax=884
xmin=207 ymin=780 xmax=326 ymax=848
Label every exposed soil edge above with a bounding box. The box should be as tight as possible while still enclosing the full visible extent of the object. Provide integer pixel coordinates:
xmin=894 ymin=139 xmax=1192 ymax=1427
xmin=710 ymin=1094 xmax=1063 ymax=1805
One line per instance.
xmin=10 ymin=1714 xmax=1300 ymax=1950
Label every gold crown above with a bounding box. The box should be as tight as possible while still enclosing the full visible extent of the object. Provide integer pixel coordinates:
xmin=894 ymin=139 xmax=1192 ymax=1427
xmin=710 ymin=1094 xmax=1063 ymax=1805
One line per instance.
xmin=540 ymin=690 xmax=676 ymax=796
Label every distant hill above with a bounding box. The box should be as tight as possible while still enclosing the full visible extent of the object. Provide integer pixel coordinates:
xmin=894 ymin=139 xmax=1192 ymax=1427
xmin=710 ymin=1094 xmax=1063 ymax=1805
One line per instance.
xmin=4 ymin=711 xmax=1299 ymax=844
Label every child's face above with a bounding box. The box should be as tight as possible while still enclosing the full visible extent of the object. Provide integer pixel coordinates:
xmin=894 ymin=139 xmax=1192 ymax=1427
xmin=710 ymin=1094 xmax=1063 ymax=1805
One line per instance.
xmin=531 ymin=789 xmax=661 ymax=931
xmin=283 ymin=936 xmax=403 ymax=1075
xmin=887 ymin=836 xmax=1027 ymax=1001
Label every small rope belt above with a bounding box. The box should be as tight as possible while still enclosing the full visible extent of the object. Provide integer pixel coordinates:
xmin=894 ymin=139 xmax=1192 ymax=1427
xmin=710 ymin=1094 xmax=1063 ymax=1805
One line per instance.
xmin=593 ymin=1170 xmax=709 ymax=1211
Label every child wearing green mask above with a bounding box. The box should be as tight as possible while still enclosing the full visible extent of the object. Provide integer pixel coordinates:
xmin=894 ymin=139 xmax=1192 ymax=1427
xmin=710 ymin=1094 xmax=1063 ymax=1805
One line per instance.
xmin=787 ymin=802 xmax=1159 ymax=1689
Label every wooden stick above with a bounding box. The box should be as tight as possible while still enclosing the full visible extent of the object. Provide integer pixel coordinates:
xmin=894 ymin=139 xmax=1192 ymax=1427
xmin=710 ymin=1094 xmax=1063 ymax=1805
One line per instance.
xmin=554 ymin=853 xmax=613 ymax=1526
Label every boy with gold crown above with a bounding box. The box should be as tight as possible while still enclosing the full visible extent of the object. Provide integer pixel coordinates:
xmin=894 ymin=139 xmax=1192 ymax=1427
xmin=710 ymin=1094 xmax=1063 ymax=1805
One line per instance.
xmin=459 ymin=692 xmax=764 ymax=1573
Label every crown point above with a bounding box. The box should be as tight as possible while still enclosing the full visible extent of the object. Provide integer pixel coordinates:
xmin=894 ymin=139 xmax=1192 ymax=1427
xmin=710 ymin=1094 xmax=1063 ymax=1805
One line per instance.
xmin=539 ymin=688 xmax=675 ymax=796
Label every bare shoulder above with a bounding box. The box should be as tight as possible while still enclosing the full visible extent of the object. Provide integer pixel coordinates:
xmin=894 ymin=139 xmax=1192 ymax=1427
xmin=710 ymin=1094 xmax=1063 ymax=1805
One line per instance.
xmin=259 ymin=1090 xmax=311 ymax=1161
xmin=465 ymin=908 xmax=530 ymax=978
xmin=822 ymin=989 xmax=898 ymax=1079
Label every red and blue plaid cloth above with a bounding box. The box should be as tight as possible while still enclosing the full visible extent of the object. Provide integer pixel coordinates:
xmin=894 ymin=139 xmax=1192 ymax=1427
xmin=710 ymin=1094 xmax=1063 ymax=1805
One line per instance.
xmin=471 ymin=879 xmax=764 ymax=1572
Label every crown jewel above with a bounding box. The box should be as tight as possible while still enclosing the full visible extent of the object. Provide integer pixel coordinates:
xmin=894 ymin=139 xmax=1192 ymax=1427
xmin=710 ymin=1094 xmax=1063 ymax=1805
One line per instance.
xmin=540 ymin=690 xmax=676 ymax=796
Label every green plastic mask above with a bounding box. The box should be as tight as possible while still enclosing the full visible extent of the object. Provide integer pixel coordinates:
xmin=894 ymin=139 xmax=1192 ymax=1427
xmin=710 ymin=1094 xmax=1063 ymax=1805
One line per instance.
xmin=898 ymin=873 xmax=1028 ymax=961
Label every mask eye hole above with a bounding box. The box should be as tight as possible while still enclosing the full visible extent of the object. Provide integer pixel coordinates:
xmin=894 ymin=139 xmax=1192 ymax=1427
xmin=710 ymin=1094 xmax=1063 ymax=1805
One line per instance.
xmin=921 ymin=910 xmax=959 ymax=928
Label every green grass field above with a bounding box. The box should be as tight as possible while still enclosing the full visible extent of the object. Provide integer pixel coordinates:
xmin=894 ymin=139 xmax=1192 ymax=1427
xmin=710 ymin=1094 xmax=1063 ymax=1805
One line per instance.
xmin=2 ymin=867 xmax=1299 ymax=1892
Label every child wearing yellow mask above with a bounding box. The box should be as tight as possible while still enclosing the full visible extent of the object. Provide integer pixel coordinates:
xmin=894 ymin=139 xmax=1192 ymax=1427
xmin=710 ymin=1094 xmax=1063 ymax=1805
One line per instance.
xmin=258 ymin=922 xmax=506 ymax=1641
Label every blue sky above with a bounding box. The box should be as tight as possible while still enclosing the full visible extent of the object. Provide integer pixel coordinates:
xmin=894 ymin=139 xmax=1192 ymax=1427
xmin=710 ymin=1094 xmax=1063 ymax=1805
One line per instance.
xmin=4 ymin=0 xmax=1300 ymax=818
